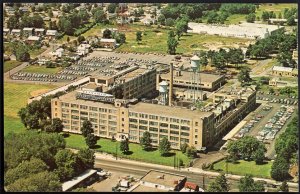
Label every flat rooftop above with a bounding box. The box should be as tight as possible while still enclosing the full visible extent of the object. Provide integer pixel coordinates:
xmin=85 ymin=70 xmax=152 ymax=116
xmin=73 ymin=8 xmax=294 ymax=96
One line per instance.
xmin=140 ymin=170 xmax=186 ymax=188
xmin=160 ymin=71 xmax=224 ymax=83
xmin=129 ymin=102 xmax=213 ymax=120
xmin=118 ymin=68 xmax=151 ymax=82
xmin=62 ymin=169 xmax=97 ymax=191
xmin=131 ymin=184 xmax=168 ymax=192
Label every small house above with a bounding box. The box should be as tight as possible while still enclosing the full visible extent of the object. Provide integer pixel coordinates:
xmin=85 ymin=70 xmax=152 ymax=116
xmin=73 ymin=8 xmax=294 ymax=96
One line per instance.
xmin=101 ymin=28 xmax=118 ymax=34
xmin=3 ymin=28 xmax=10 ymax=36
xmin=46 ymin=30 xmax=58 ymax=39
xmin=50 ymin=48 xmax=64 ymax=58
xmin=99 ymin=39 xmax=116 ymax=49
xmin=11 ymin=29 xmax=21 ymax=37
xmin=19 ymin=7 xmax=29 ymax=12
xmin=26 ymin=36 xmax=41 ymax=44
xmin=23 ymin=27 xmax=34 ymax=37
xmin=35 ymin=28 xmax=45 ymax=36
xmin=37 ymin=58 xmax=50 ymax=65
xmin=77 ymin=44 xmax=91 ymax=56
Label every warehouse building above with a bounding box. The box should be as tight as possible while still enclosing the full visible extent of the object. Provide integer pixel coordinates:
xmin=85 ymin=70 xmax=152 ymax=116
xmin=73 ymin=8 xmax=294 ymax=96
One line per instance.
xmin=271 ymin=66 xmax=298 ymax=77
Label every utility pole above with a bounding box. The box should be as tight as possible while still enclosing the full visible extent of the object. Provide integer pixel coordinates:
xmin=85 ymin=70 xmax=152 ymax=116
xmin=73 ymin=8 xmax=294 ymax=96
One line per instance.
xmin=202 ymin=176 xmax=205 ymax=190
xmin=116 ymin=142 xmax=118 ymax=160
xmin=173 ymin=155 xmax=176 ymax=169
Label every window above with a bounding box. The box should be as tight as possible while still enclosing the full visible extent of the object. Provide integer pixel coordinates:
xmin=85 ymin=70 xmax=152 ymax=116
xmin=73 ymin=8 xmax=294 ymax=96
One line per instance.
xmin=139 ymin=120 xmax=148 ymax=125
xmin=55 ymin=101 xmax=57 ymax=105
xmin=80 ymin=111 xmax=88 ymax=115
xmin=149 ymin=127 xmax=158 ymax=132
xmin=90 ymin=112 xmax=98 ymax=117
xmin=99 ymin=108 xmax=107 ymax=112
xmin=129 ymin=112 xmax=138 ymax=117
xmin=129 ymin=118 xmax=138 ymax=123
xmin=181 ymin=138 xmax=189 ymax=143
xmin=108 ymin=115 xmax=117 ymax=120
xmin=195 ymin=128 xmax=198 ymax=132
xmin=62 ymin=108 xmax=70 ymax=113
xmin=139 ymin=125 xmax=147 ymax=130
xmin=170 ymin=130 xmax=179 ymax=135
xmin=159 ymin=129 xmax=168 ymax=133
xmin=71 ymin=104 xmax=78 ymax=108
xmin=89 ymin=106 xmax=98 ymax=111
xmin=122 ymin=118 xmax=124 ymax=121
xmin=108 ymin=121 xmax=117 ymax=126
xmin=108 ymin=109 xmax=116 ymax=114
xmin=195 ymin=141 xmax=198 ymax=144
xmin=62 ymin=114 xmax=69 ymax=118
xmin=71 ymin=110 xmax=79 ymax=114
xmin=170 ymin=124 xmax=179 ymax=129
xmin=195 ymin=122 xmax=198 ymax=126
xmin=181 ymin=132 xmax=189 ymax=136
xmin=160 ymin=123 xmax=168 ymax=128
xmin=80 ymin=105 xmax=88 ymax=109
xmin=195 ymin=135 xmax=198 ymax=138
xmin=129 ymin=124 xmax=138 ymax=129
xmin=99 ymin=114 xmax=107 ymax=119
xmin=181 ymin=126 xmax=190 ymax=131
xmin=80 ymin=116 xmax=88 ymax=121
xmin=149 ymin=115 xmax=158 ymax=120
xmin=170 ymin=136 xmax=179 ymax=141
xmin=160 ymin=116 xmax=169 ymax=122
xmin=90 ymin=118 xmax=98 ymax=123
xmin=149 ymin=121 xmax=158 ymax=126
xmin=150 ymin=133 xmax=158 ymax=137
xmin=71 ymin=115 xmax=79 ymax=120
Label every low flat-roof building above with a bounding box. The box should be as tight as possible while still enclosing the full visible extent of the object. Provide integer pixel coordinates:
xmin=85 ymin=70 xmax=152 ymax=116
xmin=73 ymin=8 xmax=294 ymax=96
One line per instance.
xmin=35 ymin=28 xmax=45 ymax=36
xmin=62 ymin=169 xmax=98 ymax=191
xmin=26 ymin=36 xmax=41 ymax=44
xmin=158 ymin=70 xmax=225 ymax=92
xmin=11 ymin=29 xmax=21 ymax=36
xmin=3 ymin=28 xmax=10 ymax=36
xmin=46 ymin=30 xmax=58 ymax=39
xmin=271 ymin=66 xmax=298 ymax=77
xmin=99 ymin=38 xmax=117 ymax=49
xmin=23 ymin=27 xmax=34 ymax=37
xmin=128 ymin=170 xmax=187 ymax=192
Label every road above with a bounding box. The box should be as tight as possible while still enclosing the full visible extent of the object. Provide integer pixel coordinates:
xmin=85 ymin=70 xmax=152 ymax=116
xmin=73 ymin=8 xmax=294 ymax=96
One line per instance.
xmin=93 ymin=155 xmax=299 ymax=191
xmin=250 ymin=59 xmax=273 ymax=78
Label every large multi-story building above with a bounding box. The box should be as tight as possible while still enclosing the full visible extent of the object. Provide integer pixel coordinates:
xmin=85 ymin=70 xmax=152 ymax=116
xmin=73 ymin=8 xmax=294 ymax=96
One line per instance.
xmin=51 ymin=61 xmax=256 ymax=150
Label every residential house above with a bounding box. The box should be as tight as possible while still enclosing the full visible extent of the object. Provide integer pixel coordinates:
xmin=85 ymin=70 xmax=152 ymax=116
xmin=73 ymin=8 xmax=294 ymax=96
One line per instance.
xmin=46 ymin=30 xmax=58 ymax=39
xmin=77 ymin=44 xmax=91 ymax=56
xmin=11 ymin=29 xmax=21 ymax=37
xmin=35 ymin=28 xmax=45 ymax=36
xmin=19 ymin=7 xmax=29 ymax=12
xmin=23 ymin=28 xmax=34 ymax=37
xmin=271 ymin=66 xmax=298 ymax=77
xmin=26 ymin=36 xmax=41 ymax=44
xmin=3 ymin=28 xmax=10 ymax=37
xmin=99 ymin=39 xmax=117 ymax=49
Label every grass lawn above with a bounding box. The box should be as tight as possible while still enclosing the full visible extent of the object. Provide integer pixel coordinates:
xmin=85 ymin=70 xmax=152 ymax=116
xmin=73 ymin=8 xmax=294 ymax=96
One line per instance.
xmin=21 ymin=65 xmax=62 ymax=74
xmin=4 ymin=82 xmax=57 ymax=135
xmin=256 ymin=3 xmax=298 ymax=19
xmin=212 ymin=159 xmax=273 ymax=178
xmin=65 ymin=133 xmax=191 ymax=167
xmin=225 ymin=14 xmax=246 ymax=25
xmin=3 ymin=60 xmax=23 ymax=73
xmin=116 ymin=24 xmax=251 ymax=55
xmin=29 ymin=48 xmax=47 ymax=58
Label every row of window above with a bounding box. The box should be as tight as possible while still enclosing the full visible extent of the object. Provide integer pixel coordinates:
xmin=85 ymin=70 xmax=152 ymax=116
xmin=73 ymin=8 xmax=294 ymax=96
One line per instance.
xmin=128 ymin=112 xmax=190 ymax=125
xmin=61 ymin=104 xmax=117 ymax=114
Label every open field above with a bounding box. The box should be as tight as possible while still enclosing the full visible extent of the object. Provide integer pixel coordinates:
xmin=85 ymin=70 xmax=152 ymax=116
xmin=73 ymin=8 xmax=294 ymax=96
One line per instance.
xmin=65 ymin=133 xmax=191 ymax=167
xmin=3 ymin=60 xmax=23 ymax=73
xmin=29 ymin=48 xmax=47 ymax=58
xmin=20 ymin=65 xmax=62 ymax=74
xmin=115 ymin=24 xmax=251 ymax=54
xmin=225 ymin=14 xmax=246 ymax=25
xmin=4 ymin=82 xmax=56 ymax=135
xmin=256 ymin=3 xmax=298 ymax=18
xmin=212 ymin=159 xmax=273 ymax=178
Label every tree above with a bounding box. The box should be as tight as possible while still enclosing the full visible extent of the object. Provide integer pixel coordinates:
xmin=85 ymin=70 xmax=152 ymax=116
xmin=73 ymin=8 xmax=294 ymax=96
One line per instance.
xmin=238 ymin=174 xmax=265 ymax=192
xmin=279 ymin=181 xmax=289 ymax=192
xmin=136 ymin=31 xmax=142 ymax=44
xmin=54 ymin=149 xmax=77 ymax=181
xmin=94 ymin=9 xmax=106 ymax=23
xmin=103 ymin=29 xmax=112 ymax=39
xmin=4 ymin=158 xmax=48 ymax=186
xmin=107 ymin=3 xmax=117 ymax=13
xmin=81 ymin=120 xmax=94 ymax=138
xmin=77 ymin=35 xmax=85 ymax=43
xmin=261 ymin=11 xmax=270 ymax=21
xmin=212 ymin=53 xmax=226 ymax=70
xmin=186 ymin=146 xmax=197 ymax=158
xmin=180 ymin=143 xmax=188 ymax=153
xmin=278 ymin=12 xmax=282 ymax=19
xmin=85 ymin=133 xmax=97 ymax=148
xmin=246 ymin=13 xmax=256 ymax=23
xmin=238 ymin=67 xmax=252 ymax=85
xmin=287 ymin=16 xmax=295 ymax=26
xmin=159 ymin=137 xmax=171 ymax=156
xmin=31 ymin=15 xmax=44 ymax=28
xmin=158 ymin=14 xmax=166 ymax=25
xmin=48 ymin=9 xmax=53 ymax=18
xmin=118 ymin=33 xmax=126 ymax=44
xmin=175 ymin=18 xmax=188 ymax=40
xmin=271 ymin=155 xmax=290 ymax=181
xmin=167 ymin=31 xmax=178 ymax=55
xmin=207 ymin=173 xmax=229 ymax=192
xmin=252 ymin=147 xmax=265 ymax=164
xmin=165 ymin=18 xmax=175 ymax=26
xmin=120 ymin=139 xmax=130 ymax=154
xmin=77 ymin=148 xmax=95 ymax=170
xmin=207 ymin=11 xmax=219 ymax=24
xmin=7 ymin=15 xmax=19 ymax=29
xmin=140 ymin=131 xmax=152 ymax=151
xmin=15 ymin=47 xmax=30 ymax=62
xmin=6 ymin=171 xmax=62 ymax=192
xmin=4 ymin=131 xmax=66 ymax=170
xmin=51 ymin=118 xmax=64 ymax=133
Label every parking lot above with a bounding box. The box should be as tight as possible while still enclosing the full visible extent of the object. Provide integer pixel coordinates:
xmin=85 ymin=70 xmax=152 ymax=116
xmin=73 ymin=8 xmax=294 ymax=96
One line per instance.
xmin=232 ymin=101 xmax=297 ymax=159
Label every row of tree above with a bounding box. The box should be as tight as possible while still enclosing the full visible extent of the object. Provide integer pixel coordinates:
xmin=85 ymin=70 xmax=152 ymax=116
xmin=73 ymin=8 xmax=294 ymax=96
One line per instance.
xmin=271 ymin=116 xmax=298 ymax=181
xmin=7 ymin=14 xmax=44 ymax=30
xmin=207 ymin=173 xmax=289 ymax=192
xmin=4 ymin=131 xmax=95 ymax=191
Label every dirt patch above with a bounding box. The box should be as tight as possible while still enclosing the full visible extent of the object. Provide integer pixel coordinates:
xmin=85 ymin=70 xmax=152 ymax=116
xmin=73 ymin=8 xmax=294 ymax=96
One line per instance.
xmin=30 ymin=89 xmax=52 ymax=97
xmin=156 ymin=33 xmax=163 ymax=36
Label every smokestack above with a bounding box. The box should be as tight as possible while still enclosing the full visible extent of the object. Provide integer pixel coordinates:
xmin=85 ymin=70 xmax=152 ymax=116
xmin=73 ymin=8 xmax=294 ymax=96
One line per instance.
xmin=169 ymin=63 xmax=173 ymax=106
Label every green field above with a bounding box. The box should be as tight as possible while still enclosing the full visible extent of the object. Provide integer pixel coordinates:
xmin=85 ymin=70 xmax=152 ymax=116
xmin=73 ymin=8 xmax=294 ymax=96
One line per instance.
xmin=29 ymin=48 xmax=47 ymax=58
xmin=212 ymin=159 xmax=273 ymax=178
xmin=4 ymin=82 xmax=56 ymax=135
xmin=115 ymin=24 xmax=250 ymax=55
xmin=3 ymin=61 xmax=23 ymax=73
xmin=21 ymin=65 xmax=62 ymax=74
xmin=65 ymin=133 xmax=191 ymax=167
xmin=256 ymin=3 xmax=298 ymax=19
